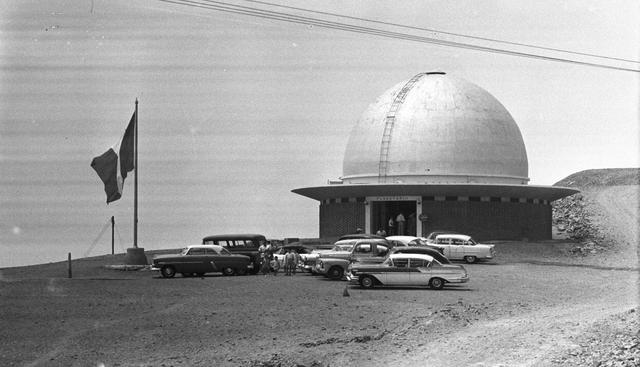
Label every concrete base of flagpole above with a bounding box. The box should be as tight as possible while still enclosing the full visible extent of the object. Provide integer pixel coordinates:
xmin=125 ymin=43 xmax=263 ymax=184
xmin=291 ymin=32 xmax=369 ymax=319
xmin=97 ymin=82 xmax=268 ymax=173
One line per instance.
xmin=124 ymin=247 xmax=148 ymax=265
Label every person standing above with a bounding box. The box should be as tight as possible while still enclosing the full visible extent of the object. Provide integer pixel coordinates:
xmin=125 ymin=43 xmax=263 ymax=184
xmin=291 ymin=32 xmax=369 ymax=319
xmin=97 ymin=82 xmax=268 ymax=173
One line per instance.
xmin=388 ymin=217 xmax=395 ymax=236
xmin=258 ymin=241 xmax=268 ymax=275
xmin=292 ymin=250 xmax=301 ymax=275
xmin=284 ymin=250 xmax=294 ymax=276
xmin=396 ymin=213 xmax=406 ymax=235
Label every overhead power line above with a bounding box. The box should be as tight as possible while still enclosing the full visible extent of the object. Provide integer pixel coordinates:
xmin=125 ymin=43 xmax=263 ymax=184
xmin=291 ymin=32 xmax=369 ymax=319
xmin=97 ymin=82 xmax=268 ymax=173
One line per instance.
xmin=244 ymin=0 xmax=640 ymax=65
xmin=158 ymin=0 xmax=640 ymax=73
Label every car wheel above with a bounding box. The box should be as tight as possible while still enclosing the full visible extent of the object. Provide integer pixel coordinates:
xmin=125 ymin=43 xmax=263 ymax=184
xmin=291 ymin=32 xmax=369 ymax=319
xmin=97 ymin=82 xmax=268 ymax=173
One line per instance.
xmin=160 ymin=266 xmax=176 ymax=278
xmin=429 ymin=277 xmax=445 ymax=290
xmin=222 ymin=267 xmax=236 ymax=276
xmin=360 ymin=275 xmax=375 ymax=289
xmin=464 ymin=255 xmax=477 ymax=264
xmin=250 ymin=262 xmax=261 ymax=274
xmin=327 ymin=266 xmax=344 ymax=280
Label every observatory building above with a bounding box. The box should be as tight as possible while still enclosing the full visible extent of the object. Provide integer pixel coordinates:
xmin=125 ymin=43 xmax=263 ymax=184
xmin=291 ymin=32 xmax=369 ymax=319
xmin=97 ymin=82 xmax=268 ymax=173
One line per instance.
xmin=292 ymin=72 xmax=577 ymax=240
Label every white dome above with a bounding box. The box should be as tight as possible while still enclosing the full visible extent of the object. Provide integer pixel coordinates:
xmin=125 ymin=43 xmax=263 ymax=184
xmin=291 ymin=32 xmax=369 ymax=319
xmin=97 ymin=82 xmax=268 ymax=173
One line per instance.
xmin=342 ymin=72 xmax=529 ymax=185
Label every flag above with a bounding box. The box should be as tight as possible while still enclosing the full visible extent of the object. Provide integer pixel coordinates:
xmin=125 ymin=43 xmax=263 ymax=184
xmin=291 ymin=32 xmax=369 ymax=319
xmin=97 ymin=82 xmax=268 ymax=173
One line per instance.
xmin=91 ymin=112 xmax=135 ymax=203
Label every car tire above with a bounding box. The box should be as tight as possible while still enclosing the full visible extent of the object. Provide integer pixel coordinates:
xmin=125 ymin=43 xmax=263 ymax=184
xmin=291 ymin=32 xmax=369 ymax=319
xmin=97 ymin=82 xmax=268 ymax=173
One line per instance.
xmin=429 ymin=277 xmax=445 ymax=290
xmin=222 ymin=267 xmax=236 ymax=276
xmin=464 ymin=256 xmax=477 ymax=264
xmin=160 ymin=266 xmax=176 ymax=278
xmin=327 ymin=266 xmax=344 ymax=280
xmin=360 ymin=275 xmax=375 ymax=289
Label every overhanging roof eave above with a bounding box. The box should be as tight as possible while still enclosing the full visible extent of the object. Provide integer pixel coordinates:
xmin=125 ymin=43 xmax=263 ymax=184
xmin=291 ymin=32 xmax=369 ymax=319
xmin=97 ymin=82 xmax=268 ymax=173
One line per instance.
xmin=291 ymin=183 xmax=579 ymax=202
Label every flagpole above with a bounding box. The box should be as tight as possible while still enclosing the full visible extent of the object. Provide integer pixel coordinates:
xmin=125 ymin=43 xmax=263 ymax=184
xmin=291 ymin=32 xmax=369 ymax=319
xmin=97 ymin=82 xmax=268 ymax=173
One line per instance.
xmin=134 ymin=99 xmax=138 ymax=248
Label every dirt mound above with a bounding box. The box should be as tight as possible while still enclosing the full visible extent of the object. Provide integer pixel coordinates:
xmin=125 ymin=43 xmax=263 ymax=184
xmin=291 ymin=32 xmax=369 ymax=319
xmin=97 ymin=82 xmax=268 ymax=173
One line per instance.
xmin=552 ymin=168 xmax=639 ymax=259
xmin=554 ymin=168 xmax=639 ymax=188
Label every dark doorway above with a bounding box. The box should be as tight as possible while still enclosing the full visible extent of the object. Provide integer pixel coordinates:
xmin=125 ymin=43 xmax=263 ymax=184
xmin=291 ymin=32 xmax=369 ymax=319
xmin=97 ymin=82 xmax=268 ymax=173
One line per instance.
xmin=371 ymin=201 xmax=417 ymax=236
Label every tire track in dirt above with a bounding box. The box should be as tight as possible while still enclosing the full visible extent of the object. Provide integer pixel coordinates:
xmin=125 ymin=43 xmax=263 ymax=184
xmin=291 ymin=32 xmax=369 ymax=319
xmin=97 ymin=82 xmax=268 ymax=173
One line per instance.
xmin=378 ymin=301 xmax=636 ymax=367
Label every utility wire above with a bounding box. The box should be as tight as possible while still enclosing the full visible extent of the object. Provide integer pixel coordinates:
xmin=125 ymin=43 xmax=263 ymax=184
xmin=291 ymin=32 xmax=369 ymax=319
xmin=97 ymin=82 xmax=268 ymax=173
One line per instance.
xmin=158 ymin=0 xmax=639 ymax=73
xmin=85 ymin=218 xmax=112 ymax=258
xmin=243 ymin=0 xmax=639 ymax=65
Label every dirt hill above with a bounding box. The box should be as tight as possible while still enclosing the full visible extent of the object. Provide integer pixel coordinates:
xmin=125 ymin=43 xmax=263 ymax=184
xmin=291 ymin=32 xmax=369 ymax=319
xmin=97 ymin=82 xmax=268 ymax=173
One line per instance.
xmin=552 ymin=168 xmax=639 ymax=267
xmin=554 ymin=168 xmax=639 ymax=188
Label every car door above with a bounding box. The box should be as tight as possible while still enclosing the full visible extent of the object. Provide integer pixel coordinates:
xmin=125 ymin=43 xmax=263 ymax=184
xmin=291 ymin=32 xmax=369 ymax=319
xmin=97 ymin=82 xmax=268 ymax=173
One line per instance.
xmin=184 ymin=247 xmax=208 ymax=273
xmin=203 ymin=247 xmax=222 ymax=272
xmin=409 ymin=258 xmax=432 ymax=286
xmin=437 ymin=238 xmax=453 ymax=258
xmin=352 ymin=242 xmax=373 ymax=262
xmin=452 ymin=238 xmax=467 ymax=259
xmin=385 ymin=257 xmax=411 ymax=285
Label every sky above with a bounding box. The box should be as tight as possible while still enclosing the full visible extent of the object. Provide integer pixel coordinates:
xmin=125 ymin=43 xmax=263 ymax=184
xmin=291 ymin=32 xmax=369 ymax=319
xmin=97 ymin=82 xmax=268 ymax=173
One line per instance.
xmin=1 ymin=0 xmax=638 ymax=267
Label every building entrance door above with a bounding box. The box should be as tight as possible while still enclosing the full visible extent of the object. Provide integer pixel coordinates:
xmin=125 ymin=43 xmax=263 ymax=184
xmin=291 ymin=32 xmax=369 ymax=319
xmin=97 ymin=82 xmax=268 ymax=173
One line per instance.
xmin=371 ymin=200 xmax=418 ymax=236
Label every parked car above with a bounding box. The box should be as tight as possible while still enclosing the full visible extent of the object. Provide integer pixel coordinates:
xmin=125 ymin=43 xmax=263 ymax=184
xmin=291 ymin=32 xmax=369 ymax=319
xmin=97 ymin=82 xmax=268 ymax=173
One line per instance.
xmin=152 ymin=245 xmax=252 ymax=278
xmin=202 ymin=234 xmax=267 ymax=274
xmin=423 ymin=230 xmax=461 ymax=244
xmin=315 ymin=238 xmax=390 ymax=279
xmin=303 ymin=241 xmax=358 ymax=273
xmin=386 ymin=235 xmax=444 ymax=254
xmin=433 ymin=234 xmax=495 ymax=263
xmin=389 ymin=246 xmax=454 ymax=265
xmin=338 ymin=233 xmax=386 ymax=241
xmin=346 ymin=253 xmax=469 ymax=290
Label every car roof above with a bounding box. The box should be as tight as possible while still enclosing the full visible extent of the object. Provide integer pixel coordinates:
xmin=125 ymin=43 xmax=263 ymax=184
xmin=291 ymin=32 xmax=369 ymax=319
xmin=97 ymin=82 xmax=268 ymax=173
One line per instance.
xmin=389 ymin=253 xmax=434 ymax=261
xmin=435 ymin=234 xmax=471 ymax=241
xmin=186 ymin=244 xmax=224 ymax=251
xmin=202 ymin=234 xmax=266 ymax=241
xmin=385 ymin=235 xmax=419 ymax=242
xmin=338 ymin=233 xmax=386 ymax=240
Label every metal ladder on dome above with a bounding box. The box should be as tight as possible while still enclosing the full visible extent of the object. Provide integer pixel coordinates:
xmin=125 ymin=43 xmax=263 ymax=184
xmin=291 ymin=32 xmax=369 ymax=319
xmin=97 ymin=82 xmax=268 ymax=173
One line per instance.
xmin=378 ymin=72 xmax=428 ymax=183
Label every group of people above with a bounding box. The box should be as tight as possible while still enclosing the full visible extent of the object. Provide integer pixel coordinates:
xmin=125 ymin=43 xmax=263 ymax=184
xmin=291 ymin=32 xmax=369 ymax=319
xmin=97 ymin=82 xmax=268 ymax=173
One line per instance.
xmin=258 ymin=241 xmax=301 ymax=276
xmin=384 ymin=212 xmax=416 ymax=236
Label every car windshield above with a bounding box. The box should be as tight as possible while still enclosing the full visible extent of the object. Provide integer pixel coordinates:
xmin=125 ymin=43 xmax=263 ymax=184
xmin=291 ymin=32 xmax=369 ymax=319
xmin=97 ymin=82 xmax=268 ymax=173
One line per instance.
xmin=180 ymin=248 xmax=189 ymax=255
xmin=218 ymin=247 xmax=231 ymax=255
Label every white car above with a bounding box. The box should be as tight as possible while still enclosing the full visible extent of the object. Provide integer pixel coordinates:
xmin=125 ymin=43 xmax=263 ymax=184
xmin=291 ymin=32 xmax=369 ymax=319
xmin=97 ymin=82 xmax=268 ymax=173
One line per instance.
xmin=346 ymin=253 xmax=469 ymax=290
xmin=433 ymin=234 xmax=495 ymax=263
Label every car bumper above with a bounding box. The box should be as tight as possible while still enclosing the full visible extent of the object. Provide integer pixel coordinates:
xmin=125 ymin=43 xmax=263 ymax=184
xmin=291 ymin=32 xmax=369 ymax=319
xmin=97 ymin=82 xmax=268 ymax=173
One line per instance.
xmin=447 ymin=277 xmax=469 ymax=283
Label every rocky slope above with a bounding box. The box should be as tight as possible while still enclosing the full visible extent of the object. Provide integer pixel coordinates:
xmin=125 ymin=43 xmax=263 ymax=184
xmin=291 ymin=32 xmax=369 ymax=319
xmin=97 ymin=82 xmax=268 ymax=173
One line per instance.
xmin=551 ymin=168 xmax=639 ymax=366
xmin=552 ymin=168 xmax=639 ymax=256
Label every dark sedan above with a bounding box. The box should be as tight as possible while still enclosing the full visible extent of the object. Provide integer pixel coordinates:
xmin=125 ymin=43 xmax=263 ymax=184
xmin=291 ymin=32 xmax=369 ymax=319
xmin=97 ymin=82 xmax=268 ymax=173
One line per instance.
xmin=152 ymin=245 xmax=252 ymax=278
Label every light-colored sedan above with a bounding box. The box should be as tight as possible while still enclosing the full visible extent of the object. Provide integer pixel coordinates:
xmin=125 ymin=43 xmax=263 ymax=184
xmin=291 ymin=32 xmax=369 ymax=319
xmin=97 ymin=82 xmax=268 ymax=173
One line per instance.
xmin=346 ymin=253 xmax=469 ymax=290
xmin=433 ymin=234 xmax=495 ymax=263
xmin=304 ymin=240 xmax=358 ymax=273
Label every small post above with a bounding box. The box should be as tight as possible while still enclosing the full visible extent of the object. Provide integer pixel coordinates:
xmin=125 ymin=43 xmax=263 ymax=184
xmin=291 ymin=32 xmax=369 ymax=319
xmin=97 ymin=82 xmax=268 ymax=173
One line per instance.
xmin=111 ymin=216 xmax=115 ymax=255
xmin=67 ymin=252 xmax=72 ymax=278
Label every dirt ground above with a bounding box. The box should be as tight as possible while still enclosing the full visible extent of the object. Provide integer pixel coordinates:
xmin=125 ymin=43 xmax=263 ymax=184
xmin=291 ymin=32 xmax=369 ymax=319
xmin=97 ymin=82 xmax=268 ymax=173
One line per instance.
xmin=1 ymin=184 xmax=638 ymax=367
